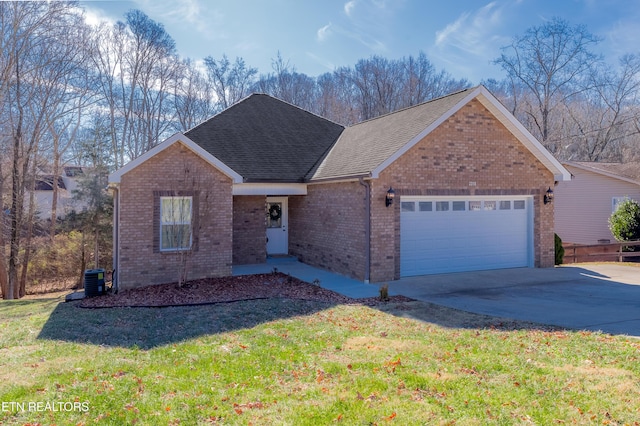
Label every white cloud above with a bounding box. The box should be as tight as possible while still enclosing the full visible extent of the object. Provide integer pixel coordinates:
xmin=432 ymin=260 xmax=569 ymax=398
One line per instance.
xmin=344 ymin=0 xmax=357 ymax=17
xmin=434 ymin=2 xmax=507 ymax=56
xmin=430 ymin=1 xmax=511 ymax=82
xmin=77 ymin=4 xmax=117 ymax=27
xmin=603 ymin=16 xmax=640 ymax=61
xmin=135 ymin=0 xmax=225 ymax=40
xmin=317 ymin=23 xmax=332 ymax=42
xmin=435 ymin=12 xmax=469 ymax=46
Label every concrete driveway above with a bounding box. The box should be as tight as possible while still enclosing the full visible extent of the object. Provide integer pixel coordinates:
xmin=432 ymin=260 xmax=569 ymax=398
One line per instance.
xmin=386 ymin=264 xmax=640 ymax=337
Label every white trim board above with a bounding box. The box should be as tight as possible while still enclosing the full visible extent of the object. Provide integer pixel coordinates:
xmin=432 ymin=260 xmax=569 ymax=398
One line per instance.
xmin=371 ymin=86 xmax=571 ymax=182
xmin=108 ymin=133 xmax=243 ymax=184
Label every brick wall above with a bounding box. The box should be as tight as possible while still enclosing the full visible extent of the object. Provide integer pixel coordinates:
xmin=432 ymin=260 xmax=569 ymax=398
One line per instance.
xmin=369 ymin=99 xmax=555 ymax=282
xmin=289 ymin=182 xmax=368 ymax=280
xmin=117 ymin=142 xmax=233 ymax=290
xmin=233 ymin=195 xmax=266 ymax=264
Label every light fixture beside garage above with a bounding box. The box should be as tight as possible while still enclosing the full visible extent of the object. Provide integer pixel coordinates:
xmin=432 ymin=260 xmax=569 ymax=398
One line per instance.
xmin=385 ymin=187 xmax=396 ymax=207
xmin=543 ymin=187 xmax=554 ymax=204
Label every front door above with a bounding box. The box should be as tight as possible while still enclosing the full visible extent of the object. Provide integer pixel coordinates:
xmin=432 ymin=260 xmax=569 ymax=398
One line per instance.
xmin=266 ymin=197 xmax=288 ymax=255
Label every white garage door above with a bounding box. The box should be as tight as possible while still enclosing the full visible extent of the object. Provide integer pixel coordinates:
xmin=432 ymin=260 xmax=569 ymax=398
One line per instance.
xmin=400 ymin=196 xmax=533 ymax=276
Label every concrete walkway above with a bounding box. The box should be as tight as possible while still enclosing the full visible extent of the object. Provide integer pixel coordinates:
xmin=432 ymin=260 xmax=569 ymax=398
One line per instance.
xmin=235 ymin=258 xmax=640 ymax=336
xmin=233 ymin=256 xmax=381 ymax=298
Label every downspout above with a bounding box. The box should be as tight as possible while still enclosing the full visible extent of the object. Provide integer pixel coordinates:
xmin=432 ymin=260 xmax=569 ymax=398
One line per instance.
xmin=109 ymin=184 xmax=120 ymax=294
xmin=358 ymin=178 xmax=371 ymax=283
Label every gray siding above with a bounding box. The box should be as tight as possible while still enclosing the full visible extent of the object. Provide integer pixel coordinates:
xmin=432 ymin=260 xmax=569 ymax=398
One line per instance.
xmin=554 ymin=165 xmax=640 ymax=244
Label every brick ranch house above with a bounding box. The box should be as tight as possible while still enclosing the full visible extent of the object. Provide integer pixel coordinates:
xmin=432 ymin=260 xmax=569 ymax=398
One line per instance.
xmin=108 ymin=85 xmax=570 ymax=291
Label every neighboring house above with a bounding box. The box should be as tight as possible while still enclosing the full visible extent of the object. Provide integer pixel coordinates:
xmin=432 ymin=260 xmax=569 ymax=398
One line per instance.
xmin=555 ymin=161 xmax=640 ymax=245
xmin=33 ymin=166 xmax=87 ymax=220
xmin=108 ymin=85 xmax=570 ymax=291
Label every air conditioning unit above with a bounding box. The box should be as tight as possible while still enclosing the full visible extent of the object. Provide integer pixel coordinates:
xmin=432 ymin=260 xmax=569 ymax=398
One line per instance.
xmin=84 ymin=268 xmax=106 ymax=297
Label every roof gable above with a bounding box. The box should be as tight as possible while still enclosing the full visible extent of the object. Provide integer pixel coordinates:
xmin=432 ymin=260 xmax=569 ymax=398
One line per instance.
xmin=185 ymin=93 xmax=344 ymax=182
xmin=108 ymin=133 xmax=243 ymax=184
xmin=110 ymin=87 xmax=570 ymax=186
xmin=309 ymin=85 xmax=570 ymax=182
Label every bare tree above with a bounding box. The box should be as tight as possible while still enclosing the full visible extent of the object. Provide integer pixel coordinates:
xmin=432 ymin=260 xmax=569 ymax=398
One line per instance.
xmin=40 ymin=19 xmax=95 ymax=239
xmin=568 ymin=54 xmax=640 ymax=161
xmin=494 ymin=17 xmax=602 ymax=154
xmin=0 ymin=1 xmax=83 ymax=299
xmin=316 ymin=70 xmax=359 ymax=125
xmin=347 ymin=55 xmax=404 ymax=120
xmin=254 ymin=52 xmax=318 ymax=111
xmin=90 ymin=10 xmax=179 ymax=168
xmin=162 ymin=163 xmax=212 ymax=287
xmin=203 ymin=54 xmax=257 ymax=110
xmin=400 ymin=52 xmax=468 ymax=107
xmin=173 ymin=58 xmax=216 ymax=132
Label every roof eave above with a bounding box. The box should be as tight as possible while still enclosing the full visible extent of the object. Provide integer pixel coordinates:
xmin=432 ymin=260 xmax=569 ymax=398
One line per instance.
xmin=369 ymin=86 xmax=571 ymax=182
xmin=308 ymin=172 xmax=372 ymax=184
xmin=108 ymin=133 xmax=244 ymax=184
xmin=475 ymin=88 xmax=571 ymax=182
xmin=563 ymin=162 xmax=640 ymax=186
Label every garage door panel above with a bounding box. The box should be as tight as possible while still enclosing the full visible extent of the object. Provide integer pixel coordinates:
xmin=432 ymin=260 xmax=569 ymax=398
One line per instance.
xmin=400 ymin=197 xmax=532 ymax=276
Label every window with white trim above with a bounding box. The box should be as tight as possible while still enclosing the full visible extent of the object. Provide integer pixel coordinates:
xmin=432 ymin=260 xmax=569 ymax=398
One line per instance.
xmin=612 ymin=197 xmax=629 ymax=212
xmin=160 ymin=196 xmax=193 ymax=251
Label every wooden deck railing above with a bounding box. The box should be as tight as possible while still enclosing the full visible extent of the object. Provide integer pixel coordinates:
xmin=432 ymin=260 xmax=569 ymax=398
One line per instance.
xmin=562 ymin=240 xmax=640 ymax=264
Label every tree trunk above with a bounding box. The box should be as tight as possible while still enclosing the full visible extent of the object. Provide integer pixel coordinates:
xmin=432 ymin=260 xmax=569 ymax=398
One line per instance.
xmin=94 ymin=222 xmax=99 ymax=268
xmin=50 ymin=150 xmax=60 ymax=240
xmin=78 ymin=229 xmax=87 ymax=288
xmin=18 ymin=159 xmax=38 ymax=298
xmin=0 ymin=173 xmax=8 ymax=298
xmin=0 ymin=225 xmax=8 ymax=299
xmin=7 ymin=60 xmax=23 ymax=300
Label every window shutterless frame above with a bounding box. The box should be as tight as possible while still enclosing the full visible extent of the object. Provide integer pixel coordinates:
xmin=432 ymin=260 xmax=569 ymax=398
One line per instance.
xmin=159 ymin=196 xmax=193 ymax=251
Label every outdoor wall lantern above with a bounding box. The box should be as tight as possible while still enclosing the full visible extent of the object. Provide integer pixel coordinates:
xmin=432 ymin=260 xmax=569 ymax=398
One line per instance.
xmin=385 ymin=187 xmax=396 ymax=207
xmin=543 ymin=187 xmax=554 ymax=205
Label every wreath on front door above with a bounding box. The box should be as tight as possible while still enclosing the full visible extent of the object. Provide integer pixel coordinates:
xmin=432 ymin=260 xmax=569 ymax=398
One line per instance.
xmin=268 ymin=204 xmax=282 ymax=221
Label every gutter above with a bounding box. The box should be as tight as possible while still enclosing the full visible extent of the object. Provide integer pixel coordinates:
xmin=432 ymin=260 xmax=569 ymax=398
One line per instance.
xmin=108 ymin=183 xmax=120 ymax=294
xmin=308 ymin=172 xmax=371 ymax=184
xmin=358 ymin=177 xmax=371 ymax=283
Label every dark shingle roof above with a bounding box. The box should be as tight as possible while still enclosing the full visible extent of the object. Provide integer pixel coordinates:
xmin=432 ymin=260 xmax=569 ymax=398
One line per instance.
xmin=185 ymin=94 xmax=344 ymax=182
xmin=34 ymin=176 xmax=66 ymax=191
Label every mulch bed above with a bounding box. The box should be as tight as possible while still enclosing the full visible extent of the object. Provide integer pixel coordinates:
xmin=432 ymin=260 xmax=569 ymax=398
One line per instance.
xmin=78 ymin=272 xmax=412 ymax=308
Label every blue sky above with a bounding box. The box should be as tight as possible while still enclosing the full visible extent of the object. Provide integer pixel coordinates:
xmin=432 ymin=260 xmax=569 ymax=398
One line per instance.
xmin=81 ymin=0 xmax=640 ymax=84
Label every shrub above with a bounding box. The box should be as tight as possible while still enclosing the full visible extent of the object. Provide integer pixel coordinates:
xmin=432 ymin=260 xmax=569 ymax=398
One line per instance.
xmin=379 ymin=284 xmax=389 ymax=302
xmin=26 ymin=229 xmax=113 ymax=294
xmin=555 ymin=233 xmax=564 ymax=265
xmin=609 ymin=199 xmax=640 ymax=242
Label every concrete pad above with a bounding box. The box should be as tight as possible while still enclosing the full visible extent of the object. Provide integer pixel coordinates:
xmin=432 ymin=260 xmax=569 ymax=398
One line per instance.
xmin=234 ymin=259 xmax=640 ymax=336
xmin=384 ymin=264 xmax=640 ymax=337
xmin=65 ymin=291 xmax=85 ymax=302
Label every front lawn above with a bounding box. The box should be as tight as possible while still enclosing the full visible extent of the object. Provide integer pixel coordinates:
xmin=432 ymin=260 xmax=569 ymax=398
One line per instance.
xmin=1 ymin=295 xmax=639 ymax=424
